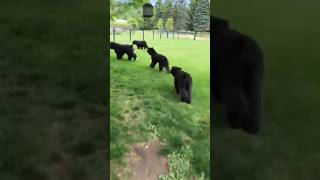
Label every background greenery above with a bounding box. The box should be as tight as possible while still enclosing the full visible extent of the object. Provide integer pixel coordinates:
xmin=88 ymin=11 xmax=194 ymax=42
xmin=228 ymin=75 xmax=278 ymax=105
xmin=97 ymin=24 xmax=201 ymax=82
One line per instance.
xmin=0 ymin=0 xmax=108 ymax=179
xmin=213 ymin=1 xmax=320 ymax=179
xmin=110 ymin=34 xmax=210 ymax=179
xmin=111 ymin=0 xmax=209 ymax=32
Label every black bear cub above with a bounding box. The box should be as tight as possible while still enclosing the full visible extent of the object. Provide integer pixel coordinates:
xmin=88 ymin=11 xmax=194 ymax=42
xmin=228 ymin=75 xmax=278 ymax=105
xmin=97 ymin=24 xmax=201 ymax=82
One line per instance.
xmin=171 ymin=66 xmax=192 ymax=104
xmin=133 ymin=40 xmax=148 ymax=49
xmin=212 ymin=16 xmax=264 ymax=134
xmin=147 ymin=47 xmax=170 ymax=73
xmin=110 ymin=42 xmax=137 ymax=61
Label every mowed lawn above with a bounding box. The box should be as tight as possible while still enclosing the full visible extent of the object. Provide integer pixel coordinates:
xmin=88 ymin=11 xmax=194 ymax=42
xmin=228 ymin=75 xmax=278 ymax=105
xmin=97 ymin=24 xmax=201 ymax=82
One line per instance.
xmin=110 ymin=34 xmax=210 ymax=179
xmin=0 ymin=1 xmax=107 ymax=179
xmin=213 ymin=1 xmax=320 ymax=180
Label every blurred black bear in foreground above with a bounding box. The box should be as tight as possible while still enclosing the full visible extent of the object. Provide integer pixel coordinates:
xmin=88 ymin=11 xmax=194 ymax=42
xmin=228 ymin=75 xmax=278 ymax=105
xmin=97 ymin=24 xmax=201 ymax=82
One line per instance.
xmin=147 ymin=47 xmax=170 ymax=73
xmin=110 ymin=42 xmax=137 ymax=61
xmin=133 ymin=40 xmax=148 ymax=49
xmin=212 ymin=17 xmax=264 ymax=134
xmin=171 ymin=66 xmax=192 ymax=104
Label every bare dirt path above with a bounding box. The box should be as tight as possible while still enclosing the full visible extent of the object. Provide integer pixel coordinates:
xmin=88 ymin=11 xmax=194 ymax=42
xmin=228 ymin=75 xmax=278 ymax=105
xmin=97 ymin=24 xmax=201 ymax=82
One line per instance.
xmin=117 ymin=140 xmax=168 ymax=180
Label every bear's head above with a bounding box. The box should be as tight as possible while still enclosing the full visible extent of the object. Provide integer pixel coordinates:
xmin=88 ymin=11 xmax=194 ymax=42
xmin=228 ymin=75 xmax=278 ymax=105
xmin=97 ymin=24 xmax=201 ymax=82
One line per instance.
xmin=171 ymin=66 xmax=182 ymax=76
xmin=212 ymin=16 xmax=229 ymax=31
xmin=132 ymin=40 xmax=137 ymax=45
xmin=110 ymin=42 xmax=116 ymax=49
xmin=147 ymin=47 xmax=157 ymax=55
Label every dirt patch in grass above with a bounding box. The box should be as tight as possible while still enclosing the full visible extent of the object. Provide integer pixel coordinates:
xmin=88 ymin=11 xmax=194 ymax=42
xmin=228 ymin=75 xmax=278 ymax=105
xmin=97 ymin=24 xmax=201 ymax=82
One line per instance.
xmin=117 ymin=140 xmax=168 ymax=180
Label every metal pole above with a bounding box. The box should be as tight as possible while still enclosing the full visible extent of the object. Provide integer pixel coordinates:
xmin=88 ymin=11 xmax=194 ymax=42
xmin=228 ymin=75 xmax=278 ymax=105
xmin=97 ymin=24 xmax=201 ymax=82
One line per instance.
xmin=143 ymin=30 xmax=145 ymax=40
xmin=178 ymin=30 xmax=180 ymax=39
xmin=153 ymin=29 xmax=154 ymax=40
xmin=129 ymin=29 xmax=131 ymax=41
xmin=167 ymin=30 xmax=168 ymax=39
xmin=113 ymin=28 xmax=115 ymax=42
xmin=173 ymin=31 xmax=175 ymax=39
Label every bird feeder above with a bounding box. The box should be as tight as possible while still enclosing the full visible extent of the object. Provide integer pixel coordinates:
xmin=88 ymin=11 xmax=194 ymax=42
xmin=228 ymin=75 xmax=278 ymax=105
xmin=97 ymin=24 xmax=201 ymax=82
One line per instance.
xmin=143 ymin=3 xmax=153 ymax=18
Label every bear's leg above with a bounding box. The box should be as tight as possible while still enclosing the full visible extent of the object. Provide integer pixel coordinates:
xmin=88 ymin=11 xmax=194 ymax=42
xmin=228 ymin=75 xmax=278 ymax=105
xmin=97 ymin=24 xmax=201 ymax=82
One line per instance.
xmin=159 ymin=64 xmax=164 ymax=71
xmin=178 ymin=80 xmax=188 ymax=103
xmin=150 ymin=61 xmax=156 ymax=68
xmin=180 ymin=89 xmax=188 ymax=103
xmin=242 ymin=58 xmax=263 ymax=134
xmin=127 ymin=53 xmax=133 ymax=60
xmin=186 ymin=80 xmax=192 ymax=104
xmin=224 ymin=88 xmax=248 ymax=129
xmin=165 ymin=65 xmax=170 ymax=73
xmin=116 ymin=52 xmax=124 ymax=60
xmin=174 ymin=79 xmax=179 ymax=94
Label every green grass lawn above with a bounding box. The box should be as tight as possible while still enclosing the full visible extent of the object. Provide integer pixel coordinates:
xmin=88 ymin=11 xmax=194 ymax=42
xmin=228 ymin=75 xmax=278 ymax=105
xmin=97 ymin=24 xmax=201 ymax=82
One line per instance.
xmin=0 ymin=1 xmax=107 ymax=179
xmin=213 ymin=1 xmax=320 ymax=179
xmin=110 ymin=33 xmax=210 ymax=179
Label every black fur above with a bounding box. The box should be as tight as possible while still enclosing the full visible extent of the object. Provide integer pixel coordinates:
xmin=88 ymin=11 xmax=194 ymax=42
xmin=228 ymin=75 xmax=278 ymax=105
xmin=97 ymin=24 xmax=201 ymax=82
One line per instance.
xmin=147 ymin=47 xmax=170 ymax=73
xmin=132 ymin=40 xmax=148 ymax=49
xmin=171 ymin=66 xmax=192 ymax=104
xmin=110 ymin=42 xmax=137 ymax=60
xmin=212 ymin=16 xmax=264 ymax=134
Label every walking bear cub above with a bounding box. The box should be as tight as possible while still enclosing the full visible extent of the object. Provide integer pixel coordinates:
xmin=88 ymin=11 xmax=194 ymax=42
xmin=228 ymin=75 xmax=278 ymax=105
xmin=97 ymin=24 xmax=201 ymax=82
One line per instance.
xmin=171 ymin=66 xmax=192 ymax=104
xmin=110 ymin=42 xmax=137 ymax=61
xmin=133 ymin=40 xmax=148 ymax=49
xmin=147 ymin=47 xmax=170 ymax=73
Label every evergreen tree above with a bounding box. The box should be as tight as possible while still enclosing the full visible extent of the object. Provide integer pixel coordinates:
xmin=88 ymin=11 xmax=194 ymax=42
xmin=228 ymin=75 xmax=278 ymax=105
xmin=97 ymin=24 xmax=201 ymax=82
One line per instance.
xmin=193 ymin=0 xmax=210 ymax=32
xmin=154 ymin=0 xmax=164 ymax=23
xmin=157 ymin=18 xmax=164 ymax=30
xmin=173 ymin=0 xmax=188 ymax=31
xmin=186 ymin=0 xmax=198 ymax=31
xmin=166 ymin=18 xmax=174 ymax=31
xmin=163 ymin=0 xmax=174 ymax=30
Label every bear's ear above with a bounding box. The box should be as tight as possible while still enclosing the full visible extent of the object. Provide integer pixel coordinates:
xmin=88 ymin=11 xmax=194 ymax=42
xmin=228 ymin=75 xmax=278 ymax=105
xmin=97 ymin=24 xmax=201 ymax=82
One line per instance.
xmin=212 ymin=16 xmax=229 ymax=30
xmin=172 ymin=66 xmax=181 ymax=71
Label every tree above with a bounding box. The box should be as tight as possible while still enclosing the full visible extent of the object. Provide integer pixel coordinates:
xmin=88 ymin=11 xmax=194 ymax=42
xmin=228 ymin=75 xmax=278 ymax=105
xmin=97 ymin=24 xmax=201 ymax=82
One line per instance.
xmin=185 ymin=0 xmax=198 ymax=31
xmin=162 ymin=0 xmax=174 ymax=30
xmin=157 ymin=18 xmax=164 ymax=30
xmin=166 ymin=18 xmax=174 ymax=31
xmin=173 ymin=0 xmax=188 ymax=31
xmin=193 ymin=0 xmax=210 ymax=32
xmin=110 ymin=0 xmax=150 ymax=30
xmin=154 ymin=0 xmax=164 ymax=23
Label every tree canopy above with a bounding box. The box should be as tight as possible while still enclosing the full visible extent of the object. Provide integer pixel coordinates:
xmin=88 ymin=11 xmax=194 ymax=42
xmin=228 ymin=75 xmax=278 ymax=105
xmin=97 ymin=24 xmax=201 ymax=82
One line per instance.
xmin=110 ymin=0 xmax=210 ymax=31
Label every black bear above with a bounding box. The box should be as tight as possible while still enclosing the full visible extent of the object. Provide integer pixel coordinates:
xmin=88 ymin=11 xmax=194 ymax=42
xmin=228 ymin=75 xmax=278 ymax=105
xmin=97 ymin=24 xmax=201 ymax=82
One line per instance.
xmin=132 ymin=40 xmax=148 ymax=49
xmin=110 ymin=42 xmax=137 ymax=60
xmin=171 ymin=66 xmax=192 ymax=104
xmin=212 ymin=16 xmax=264 ymax=134
xmin=147 ymin=47 xmax=170 ymax=73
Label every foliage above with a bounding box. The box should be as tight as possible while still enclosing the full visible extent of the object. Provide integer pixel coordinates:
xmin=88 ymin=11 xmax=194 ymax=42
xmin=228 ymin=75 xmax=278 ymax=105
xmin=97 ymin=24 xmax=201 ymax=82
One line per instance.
xmin=159 ymin=146 xmax=193 ymax=180
xmin=154 ymin=0 xmax=164 ymax=23
xmin=186 ymin=0 xmax=199 ymax=31
xmin=157 ymin=18 xmax=164 ymax=29
xmin=110 ymin=0 xmax=147 ymax=29
xmin=111 ymin=0 xmax=210 ymax=31
xmin=193 ymin=0 xmax=210 ymax=32
xmin=173 ymin=0 xmax=189 ymax=30
xmin=143 ymin=17 xmax=155 ymax=30
xmin=111 ymin=20 xmax=132 ymax=29
xmin=166 ymin=18 xmax=174 ymax=31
